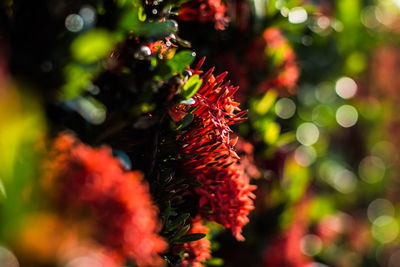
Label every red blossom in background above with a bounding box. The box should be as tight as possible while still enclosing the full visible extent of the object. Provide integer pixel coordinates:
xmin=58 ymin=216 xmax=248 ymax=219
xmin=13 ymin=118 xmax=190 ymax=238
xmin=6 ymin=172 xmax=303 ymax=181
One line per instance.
xmin=178 ymin=0 xmax=229 ymax=30
xmin=246 ymin=27 xmax=299 ymax=94
xmin=44 ymin=133 xmax=167 ymax=267
xmin=172 ymin=59 xmax=256 ymax=241
xmin=262 ymin=221 xmax=311 ymax=267
xmin=261 ymin=28 xmax=299 ymax=93
xmin=235 ymin=136 xmax=261 ymax=179
xmin=179 ymin=218 xmax=211 ymax=267
xmin=262 ymin=200 xmax=311 ymax=267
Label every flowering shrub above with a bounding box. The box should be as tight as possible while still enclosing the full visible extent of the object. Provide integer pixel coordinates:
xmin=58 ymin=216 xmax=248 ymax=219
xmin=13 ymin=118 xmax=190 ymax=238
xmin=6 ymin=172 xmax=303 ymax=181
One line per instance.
xmin=44 ymin=133 xmax=167 ymax=266
xmin=0 ymin=0 xmax=398 ymax=267
xmin=172 ymin=61 xmax=256 ymax=240
xmin=177 ymin=218 xmax=211 ymax=267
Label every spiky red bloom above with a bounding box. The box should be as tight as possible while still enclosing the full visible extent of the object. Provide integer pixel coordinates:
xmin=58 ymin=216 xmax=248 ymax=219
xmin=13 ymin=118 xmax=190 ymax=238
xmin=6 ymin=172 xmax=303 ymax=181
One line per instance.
xmin=173 ymin=59 xmax=256 ymax=241
xmin=178 ymin=0 xmax=229 ymax=30
xmin=180 ymin=218 xmax=211 ymax=267
xmin=44 ymin=133 xmax=167 ymax=267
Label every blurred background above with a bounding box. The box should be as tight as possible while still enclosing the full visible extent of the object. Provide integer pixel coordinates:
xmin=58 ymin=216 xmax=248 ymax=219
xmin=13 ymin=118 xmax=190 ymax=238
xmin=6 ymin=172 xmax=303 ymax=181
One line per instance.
xmin=2 ymin=0 xmax=400 ymax=266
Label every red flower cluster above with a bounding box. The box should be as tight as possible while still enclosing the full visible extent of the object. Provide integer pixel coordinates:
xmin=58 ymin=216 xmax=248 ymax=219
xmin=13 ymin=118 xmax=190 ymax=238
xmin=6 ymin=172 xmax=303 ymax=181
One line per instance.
xmin=147 ymin=37 xmax=177 ymax=58
xmin=180 ymin=218 xmax=211 ymax=267
xmin=173 ymin=58 xmax=256 ymax=241
xmin=44 ymin=133 xmax=167 ymax=267
xmin=178 ymin=0 xmax=229 ymax=30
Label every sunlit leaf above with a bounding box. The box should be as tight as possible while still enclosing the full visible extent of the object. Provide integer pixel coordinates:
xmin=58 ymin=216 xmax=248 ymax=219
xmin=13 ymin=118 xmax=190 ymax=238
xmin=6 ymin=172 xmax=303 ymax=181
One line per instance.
xmin=206 ymin=257 xmax=224 ymax=266
xmin=166 ymin=213 xmax=190 ymax=231
xmin=181 ymin=74 xmax=202 ymax=100
xmin=167 ymin=51 xmax=195 ymax=74
xmin=255 ymin=90 xmax=277 ymax=115
xmin=263 ymin=122 xmax=280 ymax=144
xmin=61 ymin=64 xmax=98 ymax=99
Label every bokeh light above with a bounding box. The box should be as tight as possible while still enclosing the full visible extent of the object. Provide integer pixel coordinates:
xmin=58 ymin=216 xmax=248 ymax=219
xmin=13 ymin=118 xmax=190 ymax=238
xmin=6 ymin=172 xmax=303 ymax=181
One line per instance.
xmin=372 ymin=215 xmax=399 ymax=243
xmin=65 ymin=256 xmax=104 ymax=267
xmin=288 ymin=7 xmax=308 ymax=24
xmin=65 ymin=14 xmax=84 ymax=32
xmin=332 ymin=169 xmax=357 ymax=194
xmin=79 ymin=6 xmax=97 ymax=26
xmin=66 ymin=97 xmax=106 ymax=125
xmin=0 ymin=247 xmax=19 ymax=267
xmin=368 ymin=199 xmax=395 ymax=223
xmin=300 ymin=234 xmax=323 ymax=256
xmin=294 ymin=145 xmax=317 ymax=167
xmin=335 ymin=77 xmax=357 ymax=99
xmin=296 ymin=122 xmax=319 ymax=146
xmin=359 ymin=156 xmax=386 ymax=184
xmin=336 ymin=105 xmax=358 ymax=127
xmin=275 ymin=98 xmax=296 ymax=119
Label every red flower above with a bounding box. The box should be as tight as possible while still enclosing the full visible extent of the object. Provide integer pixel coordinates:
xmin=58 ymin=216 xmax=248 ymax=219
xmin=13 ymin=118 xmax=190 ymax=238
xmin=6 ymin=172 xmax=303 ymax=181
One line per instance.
xmin=262 ymin=199 xmax=311 ymax=267
xmin=194 ymin=162 xmax=256 ymax=241
xmin=173 ymin=59 xmax=256 ymax=241
xmin=235 ymin=136 xmax=261 ymax=179
xmin=246 ymin=27 xmax=299 ymax=94
xmin=262 ymin=222 xmax=311 ymax=267
xmin=147 ymin=37 xmax=177 ymax=58
xmin=44 ymin=133 xmax=167 ymax=267
xmin=179 ymin=0 xmax=229 ymax=30
xmin=180 ymin=218 xmax=211 ymax=267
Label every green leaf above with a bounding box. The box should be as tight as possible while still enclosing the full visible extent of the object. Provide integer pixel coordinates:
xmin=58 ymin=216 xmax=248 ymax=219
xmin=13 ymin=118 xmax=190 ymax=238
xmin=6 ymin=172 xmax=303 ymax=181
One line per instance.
xmin=206 ymin=258 xmax=224 ymax=266
xmin=0 ymin=178 xmax=6 ymax=199
xmin=170 ymin=224 xmax=191 ymax=241
xmin=167 ymin=51 xmax=195 ymax=74
xmin=61 ymin=64 xmax=99 ymax=99
xmin=138 ymin=6 xmax=146 ymax=21
xmin=65 ymin=96 xmax=107 ymax=125
xmin=263 ymin=122 xmax=280 ymax=145
xmin=71 ymin=30 xmax=115 ymax=64
xmin=174 ymin=233 xmax=206 ymax=244
xmin=176 ymin=114 xmax=194 ymax=130
xmin=276 ymin=132 xmax=296 ymax=147
xmin=119 ymin=7 xmax=176 ymax=38
xmin=181 ymin=75 xmax=202 ymax=100
xmin=163 ymin=201 xmax=171 ymax=228
xmin=255 ymin=90 xmax=277 ymax=115
xmin=167 ymin=213 xmax=190 ymax=231
xmin=281 ymin=160 xmax=310 ymax=203
xmin=136 ymin=20 xmax=177 ymax=38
